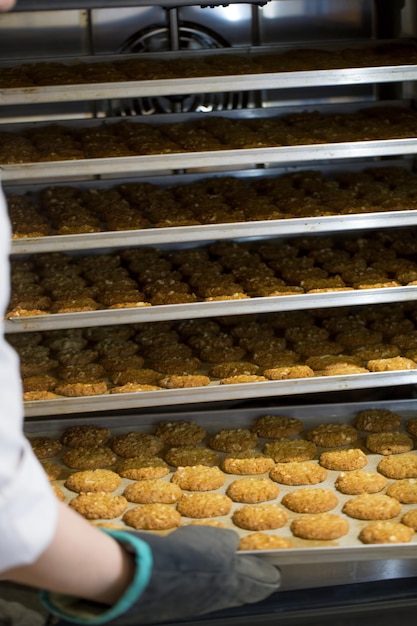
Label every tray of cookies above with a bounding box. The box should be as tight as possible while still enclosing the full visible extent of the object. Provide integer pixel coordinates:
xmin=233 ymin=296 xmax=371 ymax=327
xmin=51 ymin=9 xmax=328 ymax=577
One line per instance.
xmin=6 ymin=229 xmax=417 ymax=333
xmin=23 ymin=398 xmax=417 ymax=587
xmin=2 ymin=41 xmax=417 ymax=106
xmin=12 ymin=301 xmax=417 ymax=416
xmin=2 ymin=103 xmax=417 ymax=182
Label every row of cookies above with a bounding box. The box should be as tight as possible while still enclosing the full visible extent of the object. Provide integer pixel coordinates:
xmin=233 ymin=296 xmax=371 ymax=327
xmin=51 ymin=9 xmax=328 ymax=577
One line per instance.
xmin=1 ymin=41 xmax=416 ymax=89
xmin=2 ymin=106 xmax=417 ymax=164
xmin=8 ymin=301 xmax=417 ymax=400
xmin=8 ymin=165 xmax=417 ymax=238
xmin=27 ymin=414 xmax=417 ymax=547
xmin=7 ymin=227 xmax=417 ymax=319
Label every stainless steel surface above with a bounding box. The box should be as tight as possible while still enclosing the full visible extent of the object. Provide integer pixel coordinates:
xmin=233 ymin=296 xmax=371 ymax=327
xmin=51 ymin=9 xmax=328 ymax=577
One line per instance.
xmin=22 ymin=371 xmax=417 ymax=417
xmin=9 ymin=210 xmax=417 ymax=255
xmin=2 ymin=65 xmax=416 ymax=107
xmin=6 ymin=286 xmax=417 ymax=333
xmin=3 ymin=139 xmax=417 ymax=183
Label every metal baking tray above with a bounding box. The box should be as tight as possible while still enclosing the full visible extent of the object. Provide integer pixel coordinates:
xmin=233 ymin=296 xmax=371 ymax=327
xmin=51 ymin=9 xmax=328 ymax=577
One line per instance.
xmin=6 ymin=286 xmax=417 ymax=333
xmin=9 ymin=212 xmax=417 ymax=255
xmin=2 ymin=66 xmax=416 ymax=107
xmin=1 ymin=100 xmax=416 ymax=182
xmin=1 ymin=39 xmax=417 ymax=106
xmin=8 ymin=160 xmax=417 ymax=255
xmin=3 ymin=139 xmax=417 ymax=183
xmin=23 ymin=398 xmax=417 ymax=588
xmin=22 ymin=371 xmax=417 ymax=418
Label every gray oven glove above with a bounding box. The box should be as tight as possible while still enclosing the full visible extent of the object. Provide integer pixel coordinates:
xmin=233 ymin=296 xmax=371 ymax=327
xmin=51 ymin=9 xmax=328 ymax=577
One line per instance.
xmin=40 ymin=525 xmax=281 ymax=625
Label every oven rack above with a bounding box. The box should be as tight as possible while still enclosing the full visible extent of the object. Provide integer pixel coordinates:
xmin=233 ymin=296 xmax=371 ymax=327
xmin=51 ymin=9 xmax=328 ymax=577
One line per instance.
xmin=6 ymin=286 xmax=417 ymax=333
xmin=2 ymin=64 xmax=416 ymax=106
xmin=3 ymin=138 xmax=417 ymax=183
xmin=9 ymin=210 xmax=417 ymax=255
xmin=22 ymin=370 xmax=417 ymax=418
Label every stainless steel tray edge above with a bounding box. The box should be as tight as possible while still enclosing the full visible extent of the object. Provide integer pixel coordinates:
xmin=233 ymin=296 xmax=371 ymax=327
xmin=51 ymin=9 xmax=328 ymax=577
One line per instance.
xmin=23 ymin=371 xmax=417 ymax=418
xmin=2 ymin=65 xmax=417 ymax=106
xmin=3 ymin=139 xmax=417 ymax=182
xmin=6 ymin=286 xmax=417 ymax=332
xmin=10 ymin=211 xmax=417 ymax=255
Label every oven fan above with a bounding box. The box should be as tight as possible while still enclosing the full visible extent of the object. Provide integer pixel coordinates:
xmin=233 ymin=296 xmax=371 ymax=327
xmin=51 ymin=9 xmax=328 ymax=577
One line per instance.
xmin=105 ymin=21 xmax=252 ymax=116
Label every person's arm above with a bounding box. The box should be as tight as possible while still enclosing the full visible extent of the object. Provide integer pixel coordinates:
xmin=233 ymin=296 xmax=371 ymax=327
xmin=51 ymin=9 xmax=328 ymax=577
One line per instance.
xmin=5 ymin=502 xmax=136 ymax=605
xmin=0 ymin=0 xmax=16 ymax=12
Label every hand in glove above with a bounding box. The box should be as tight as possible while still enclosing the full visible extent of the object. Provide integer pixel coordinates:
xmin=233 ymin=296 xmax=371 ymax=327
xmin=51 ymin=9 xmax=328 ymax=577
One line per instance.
xmin=41 ymin=525 xmax=280 ymax=625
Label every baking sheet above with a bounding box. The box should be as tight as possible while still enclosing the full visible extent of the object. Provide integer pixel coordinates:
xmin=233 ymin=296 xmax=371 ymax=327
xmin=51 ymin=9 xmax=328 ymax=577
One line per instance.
xmin=7 ymin=287 xmax=417 ymax=333
xmin=2 ymin=65 xmax=417 ymax=106
xmin=22 ymin=371 xmax=417 ymax=418
xmin=3 ymin=139 xmax=417 ymax=183
xmin=24 ymin=398 xmax=417 ymax=573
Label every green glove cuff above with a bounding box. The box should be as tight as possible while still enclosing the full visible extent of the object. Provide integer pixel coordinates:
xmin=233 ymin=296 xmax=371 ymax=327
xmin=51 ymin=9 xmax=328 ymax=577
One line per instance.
xmin=40 ymin=529 xmax=153 ymax=625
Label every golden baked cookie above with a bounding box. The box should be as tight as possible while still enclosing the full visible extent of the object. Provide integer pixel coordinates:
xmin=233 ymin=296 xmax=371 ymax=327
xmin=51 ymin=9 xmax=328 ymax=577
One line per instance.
xmin=353 ymin=408 xmax=403 ymax=432
xmin=60 ymin=424 xmax=111 ymax=448
xmin=386 ymin=479 xmax=417 ymax=503
xmin=219 ymin=374 xmax=267 ymax=385
xmin=232 ymin=504 xmax=288 ymax=531
xmin=123 ymin=504 xmax=181 ymax=530
xmin=342 ymin=493 xmax=402 ymax=520
xmin=55 ymin=381 xmax=108 ymax=397
xmin=305 ymin=355 xmax=363 ymax=371
xmin=159 ymin=375 xmax=210 ymax=388
xmin=117 ymin=456 xmax=170 ymax=480
xmin=210 ymin=362 xmax=260 ymax=378
xmin=22 ymin=374 xmax=57 ymax=392
xmin=269 ymin=461 xmax=327 ymax=486
xmin=319 ymin=448 xmax=368 ymax=471
xmin=305 ymin=423 xmax=358 ymax=448
xmin=208 ymin=429 xmax=258 ymax=453
xmin=317 ymin=364 xmax=369 ymax=376
xmin=335 ymin=470 xmax=387 ymax=495
xmin=110 ymin=383 xmax=161 ymax=394
xmin=41 ymin=460 xmax=62 ymax=481
xmin=401 ymin=508 xmax=417 ymax=530
xmin=290 ymin=513 xmax=349 ymax=541
xmin=110 ymin=432 xmax=164 ymax=458
xmin=221 ymin=450 xmax=275 ymax=475
xmin=69 ymin=492 xmax=128 ymax=520
xmin=281 ymin=488 xmax=338 ymax=514
xmin=24 ymin=390 xmax=58 ymax=401
xmin=154 ymin=421 xmax=206 ymax=446
xmin=64 ymin=469 xmax=122 ymax=493
xmin=165 ymin=446 xmax=219 ymax=468
xmin=359 ymin=521 xmax=414 ymax=544
xmin=109 ymin=367 xmax=162 ymax=385
xmin=377 ymin=452 xmax=417 ymax=479
xmin=171 ymin=465 xmax=225 ymax=491
xmin=226 ymin=477 xmax=279 ymax=503
xmin=263 ymin=365 xmax=315 ymax=380
xmin=365 ymin=431 xmax=414 ymax=455
xmin=123 ymin=480 xmax=182 ymax=504
xmin=367 ymin=357 xmax=417 ymax=372
xmin=238 ymin=532 xmax=293 ymax=550
xmin=52 ymin=485 xmax=66 ymax=502
xmin=406 ymin=418 xmax=417 ymax=437
xmin=264 ymin=439 xmax=317 ymax=463
xmin=177 ymin=493 xmax=232 ymax=518
xmin=62 ymin=446 xmax=117 ymax=470
xmin=29 ymin=436 xmax=62 ymax=459
xmin=252 ymin=414 xmax=304 ymax=439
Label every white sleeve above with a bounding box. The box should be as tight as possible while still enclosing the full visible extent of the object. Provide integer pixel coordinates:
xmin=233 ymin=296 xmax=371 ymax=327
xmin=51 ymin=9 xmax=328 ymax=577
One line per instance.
xmin=0 ymin=185 xmax=58 ymax=573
